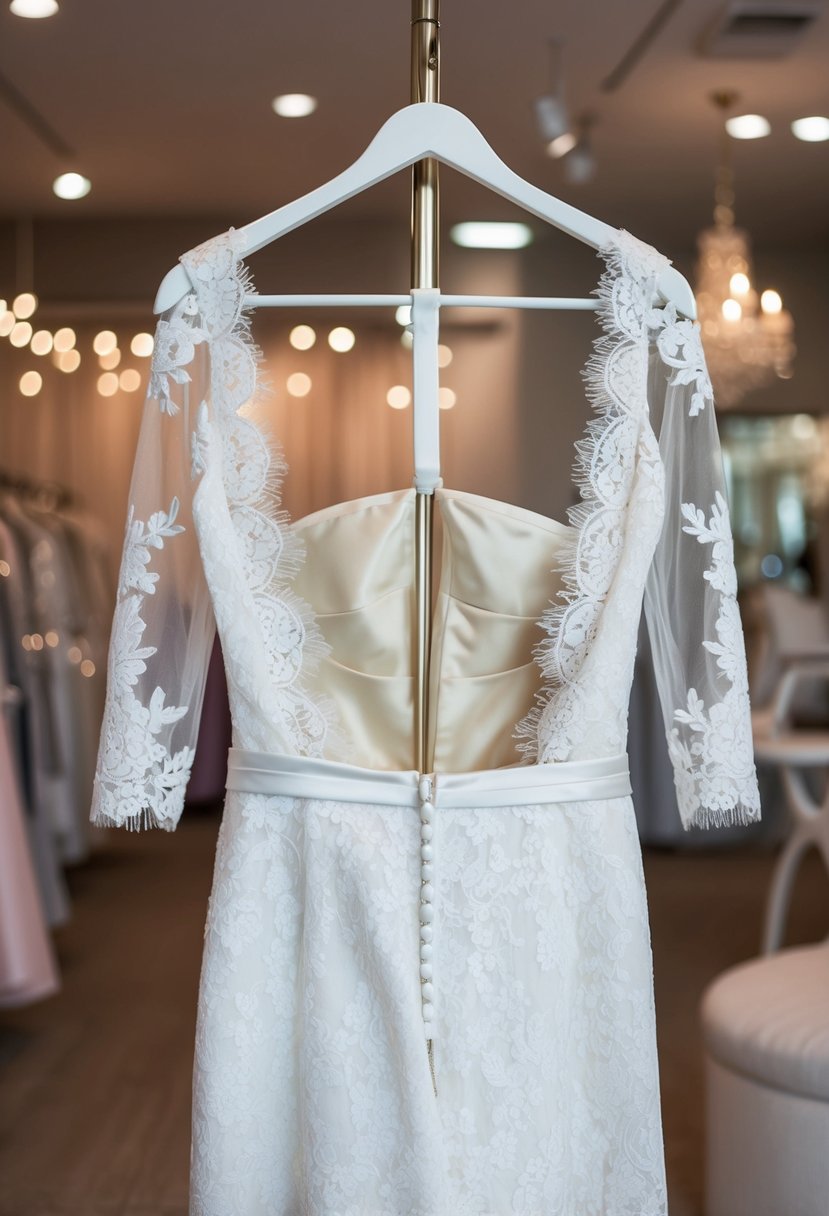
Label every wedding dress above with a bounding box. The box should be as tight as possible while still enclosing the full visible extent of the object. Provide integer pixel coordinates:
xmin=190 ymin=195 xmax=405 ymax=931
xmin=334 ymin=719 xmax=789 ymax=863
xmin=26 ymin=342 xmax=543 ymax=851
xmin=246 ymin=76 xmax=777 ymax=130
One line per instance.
xmin=90 ymin=226 xmax=760 ymax=1216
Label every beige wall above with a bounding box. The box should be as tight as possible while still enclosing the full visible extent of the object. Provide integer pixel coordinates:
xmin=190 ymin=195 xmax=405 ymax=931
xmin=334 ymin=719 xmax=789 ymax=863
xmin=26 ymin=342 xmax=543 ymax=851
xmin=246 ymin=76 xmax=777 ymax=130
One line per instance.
xmin=2 ymin=216 xmax=828 ymax=577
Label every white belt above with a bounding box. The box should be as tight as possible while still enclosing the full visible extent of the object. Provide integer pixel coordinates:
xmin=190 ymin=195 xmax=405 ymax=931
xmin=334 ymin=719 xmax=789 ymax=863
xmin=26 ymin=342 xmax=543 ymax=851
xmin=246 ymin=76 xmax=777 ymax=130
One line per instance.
xmin=225 ymin=748 xmax=631 ymax=807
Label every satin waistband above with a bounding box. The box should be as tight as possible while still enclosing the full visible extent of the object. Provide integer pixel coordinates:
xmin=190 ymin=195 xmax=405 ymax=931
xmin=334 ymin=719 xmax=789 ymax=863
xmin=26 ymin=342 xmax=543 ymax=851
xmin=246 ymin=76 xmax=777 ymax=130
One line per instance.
xmin=225 ymin=748 xmax=631 ymax=808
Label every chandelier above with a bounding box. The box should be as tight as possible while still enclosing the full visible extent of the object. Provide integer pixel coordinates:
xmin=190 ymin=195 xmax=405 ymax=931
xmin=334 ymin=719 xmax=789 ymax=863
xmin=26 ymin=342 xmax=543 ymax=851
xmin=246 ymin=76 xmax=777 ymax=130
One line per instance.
xmin=695 ymin=92 xmax=795 ymax=410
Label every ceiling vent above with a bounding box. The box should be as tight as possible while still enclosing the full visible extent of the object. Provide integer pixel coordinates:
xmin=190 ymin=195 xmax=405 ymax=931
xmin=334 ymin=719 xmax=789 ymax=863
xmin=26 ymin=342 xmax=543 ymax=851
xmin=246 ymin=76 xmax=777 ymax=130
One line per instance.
xmin=699 ymin=2 xmax=823 ymax=57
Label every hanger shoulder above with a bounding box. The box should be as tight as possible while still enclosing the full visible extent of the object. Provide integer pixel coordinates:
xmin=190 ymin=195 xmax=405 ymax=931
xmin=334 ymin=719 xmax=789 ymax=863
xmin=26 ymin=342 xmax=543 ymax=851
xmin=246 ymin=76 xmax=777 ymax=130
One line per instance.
xmin=154 ymin=102 xmax=696 ymax=319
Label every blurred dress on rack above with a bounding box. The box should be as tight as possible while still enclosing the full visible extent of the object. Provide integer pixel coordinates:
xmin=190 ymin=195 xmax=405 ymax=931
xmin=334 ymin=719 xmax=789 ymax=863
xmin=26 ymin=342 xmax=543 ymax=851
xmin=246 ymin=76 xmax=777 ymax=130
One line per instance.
xmin=0 ymin=642 xmax=59 ymax=1008
xmin=0 ymin=477 xmax=111 ymax=1005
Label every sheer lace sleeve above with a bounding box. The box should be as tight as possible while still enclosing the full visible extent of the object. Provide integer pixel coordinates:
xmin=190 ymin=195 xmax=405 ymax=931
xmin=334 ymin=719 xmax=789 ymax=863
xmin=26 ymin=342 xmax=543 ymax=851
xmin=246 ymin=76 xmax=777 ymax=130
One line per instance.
xmin=643 ymin=306 xmax=761 ymax=830
xmin=90 ymin=300 xmax=215 ymax=831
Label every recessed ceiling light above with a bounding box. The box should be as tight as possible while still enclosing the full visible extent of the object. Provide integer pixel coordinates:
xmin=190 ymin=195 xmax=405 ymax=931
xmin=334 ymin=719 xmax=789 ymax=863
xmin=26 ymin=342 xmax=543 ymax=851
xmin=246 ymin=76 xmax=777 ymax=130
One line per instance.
xmin=450 ymin=222 xmax=533 ymax=250
xmin=10 ymin=0 xmax=59 ymax=17
xmin=791 ymin=116 xmax=829 ymax=142
xmin=53 ymin=172 xmax=91 ymax=200
xmin=725 ymin=114 xmax=771 ymax=140
xmin=271 ymin=93 xmax=317 ymax=118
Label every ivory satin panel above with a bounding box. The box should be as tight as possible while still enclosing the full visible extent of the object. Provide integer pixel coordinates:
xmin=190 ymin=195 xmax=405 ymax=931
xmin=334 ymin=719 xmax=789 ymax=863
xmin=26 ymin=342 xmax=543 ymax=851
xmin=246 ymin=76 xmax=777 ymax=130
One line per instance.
xmin=292 ymin=486 xmax=571 ymax=772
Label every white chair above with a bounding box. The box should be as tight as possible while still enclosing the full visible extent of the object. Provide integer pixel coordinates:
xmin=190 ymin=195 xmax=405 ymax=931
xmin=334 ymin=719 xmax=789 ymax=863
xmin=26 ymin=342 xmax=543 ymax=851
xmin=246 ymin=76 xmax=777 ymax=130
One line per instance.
xmin=701 ymin=663 xmax=829 ymax=1216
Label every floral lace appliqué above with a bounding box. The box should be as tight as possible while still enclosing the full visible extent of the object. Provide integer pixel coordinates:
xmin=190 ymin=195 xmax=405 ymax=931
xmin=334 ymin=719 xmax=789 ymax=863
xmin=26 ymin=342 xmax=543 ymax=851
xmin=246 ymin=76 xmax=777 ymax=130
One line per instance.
xmin=669 ymin=491 xmax=761 ymax=828
xmin=648 ymin=302 xmax=713 ymax=417
xmin=148 ymin=299 xmax=207 ymax=415
xmin=91 ymin=498 xmax=194 ymax=831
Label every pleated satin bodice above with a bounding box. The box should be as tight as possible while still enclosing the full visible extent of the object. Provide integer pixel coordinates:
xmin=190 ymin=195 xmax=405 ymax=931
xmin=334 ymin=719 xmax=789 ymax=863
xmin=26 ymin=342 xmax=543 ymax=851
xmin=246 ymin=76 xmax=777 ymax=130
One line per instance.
xmin=291 ymin=486 xmax=571 ymax=771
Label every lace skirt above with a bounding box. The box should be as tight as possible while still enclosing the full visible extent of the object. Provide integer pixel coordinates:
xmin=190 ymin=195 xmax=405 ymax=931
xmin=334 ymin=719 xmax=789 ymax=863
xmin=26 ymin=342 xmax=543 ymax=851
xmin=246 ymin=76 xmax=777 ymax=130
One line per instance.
xmin=189 ymin=751 xmax=667 ymax=1216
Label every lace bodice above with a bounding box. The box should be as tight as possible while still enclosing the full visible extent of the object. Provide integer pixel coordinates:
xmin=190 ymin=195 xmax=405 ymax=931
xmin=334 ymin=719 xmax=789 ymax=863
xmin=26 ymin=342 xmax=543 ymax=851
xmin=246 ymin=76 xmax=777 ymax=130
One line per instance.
xmin=90 ymin=226 xmax=761 ymax=833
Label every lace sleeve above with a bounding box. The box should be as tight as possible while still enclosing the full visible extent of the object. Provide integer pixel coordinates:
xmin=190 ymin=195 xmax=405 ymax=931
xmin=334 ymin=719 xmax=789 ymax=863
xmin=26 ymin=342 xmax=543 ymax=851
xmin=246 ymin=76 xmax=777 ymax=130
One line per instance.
xmin=90 ymin=300 xmax=215 ymax=830
xmin=642 ymin=306 xmax=761 ymax=830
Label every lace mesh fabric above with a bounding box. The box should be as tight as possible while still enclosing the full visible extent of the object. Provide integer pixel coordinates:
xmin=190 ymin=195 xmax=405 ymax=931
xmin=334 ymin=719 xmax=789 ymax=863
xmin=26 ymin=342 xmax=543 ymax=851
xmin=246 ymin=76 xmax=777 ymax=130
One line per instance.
xmin=90 ymin=226 xmax=760 ymax=832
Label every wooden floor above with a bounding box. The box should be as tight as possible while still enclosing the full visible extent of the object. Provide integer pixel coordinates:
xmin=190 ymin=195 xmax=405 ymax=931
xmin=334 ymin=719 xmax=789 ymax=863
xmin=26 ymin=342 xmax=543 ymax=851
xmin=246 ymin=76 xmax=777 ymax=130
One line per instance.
xmin=1 ymin=809 xmax=827 ymax=1216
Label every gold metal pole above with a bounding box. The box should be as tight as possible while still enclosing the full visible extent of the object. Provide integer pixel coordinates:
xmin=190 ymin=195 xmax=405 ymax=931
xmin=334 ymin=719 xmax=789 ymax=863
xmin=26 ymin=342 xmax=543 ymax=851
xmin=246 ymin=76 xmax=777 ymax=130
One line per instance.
xmin=411 ymin=0 xmax=439 ymax=1097
xmin=411 ymin=0 xmax=439 ymax=777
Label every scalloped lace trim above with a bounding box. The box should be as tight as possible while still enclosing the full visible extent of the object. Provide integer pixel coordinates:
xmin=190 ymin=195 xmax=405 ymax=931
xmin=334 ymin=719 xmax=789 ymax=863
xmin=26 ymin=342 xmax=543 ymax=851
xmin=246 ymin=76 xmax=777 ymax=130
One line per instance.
xmin=180 ymin=230 xmax=336 ymax=758
xmin=514 ymin=230 xmax=669 ymax=765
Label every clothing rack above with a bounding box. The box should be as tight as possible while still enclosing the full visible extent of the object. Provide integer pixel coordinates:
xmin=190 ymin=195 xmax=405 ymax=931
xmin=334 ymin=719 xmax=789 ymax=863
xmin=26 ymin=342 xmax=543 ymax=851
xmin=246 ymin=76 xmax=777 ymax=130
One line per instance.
xmin=0 ymin=469 xmax=72 ymax=512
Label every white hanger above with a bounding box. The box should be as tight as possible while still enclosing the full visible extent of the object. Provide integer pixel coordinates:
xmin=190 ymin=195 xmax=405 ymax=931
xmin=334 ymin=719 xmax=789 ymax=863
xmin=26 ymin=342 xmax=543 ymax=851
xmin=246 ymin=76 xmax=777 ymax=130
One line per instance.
xmin=154 ymin=102 xmax=695 ymax=319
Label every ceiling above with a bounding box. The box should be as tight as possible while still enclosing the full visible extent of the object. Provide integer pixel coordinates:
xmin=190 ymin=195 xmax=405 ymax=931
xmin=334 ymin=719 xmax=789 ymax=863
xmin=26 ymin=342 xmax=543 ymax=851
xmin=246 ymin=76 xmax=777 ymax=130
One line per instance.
xmin=0 ymin=0 xmax=828 ymax=249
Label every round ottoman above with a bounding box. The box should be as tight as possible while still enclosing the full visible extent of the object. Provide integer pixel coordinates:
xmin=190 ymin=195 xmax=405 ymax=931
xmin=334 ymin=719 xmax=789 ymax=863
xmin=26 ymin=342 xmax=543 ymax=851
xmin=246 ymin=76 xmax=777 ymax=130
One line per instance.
xmin=701 ymin=940 xmax=829 ymax=1216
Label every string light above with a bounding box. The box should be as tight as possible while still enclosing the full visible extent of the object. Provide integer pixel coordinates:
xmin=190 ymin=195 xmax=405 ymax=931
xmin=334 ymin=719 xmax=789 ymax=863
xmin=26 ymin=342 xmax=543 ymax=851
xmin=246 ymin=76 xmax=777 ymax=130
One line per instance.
xmin=289 ymin=324 xmax=316 ymax=350
xmin=97 ymin=372 xmax=119 ymax=397
xmin=30 ymin=329 xmax=53 ymax=355
xmin=439 ymin=387 xmax=457 ymax=410
xmin=19 ymin=370 xmax=42 ymax=397
xmin=55 ymin=349 xmax=80 ymax=373
xmin=12 ymin=292 xmax=37 ymax=319
xmin=93 ymin=330 xmax=117 ymax=357
xmin=437 ymin=344 xmax=453 ymax=368
xmin=10 ymin=321 xmax=33 ymax=347
xmin=386 ymin=385 xmax=411 ymax=409
xmin=0 ymin=311 xmax=15 ymax=337
xmin=119 ymin=369 xmax=141 ymax=392
xmin=130 ymin=332 xmax=154 ymax=357
xmin=99 ymin=348 xmax=121 ymax=370
xmin=53 ymin=327 xmax=76 ymax=352
xmin=286 ymin=372 xmax=312 ymax=397
xmin=328 ymin=326 xmax=355 ymax=352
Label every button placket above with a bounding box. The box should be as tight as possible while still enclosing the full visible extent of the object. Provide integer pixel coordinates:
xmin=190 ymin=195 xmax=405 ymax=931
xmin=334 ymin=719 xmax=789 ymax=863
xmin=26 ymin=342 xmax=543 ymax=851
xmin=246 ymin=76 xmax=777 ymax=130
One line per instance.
xmin=419 ymin=774 xmax=435 ymax=1027
xmin=418 ymin=772 xmax=437 ymax=1093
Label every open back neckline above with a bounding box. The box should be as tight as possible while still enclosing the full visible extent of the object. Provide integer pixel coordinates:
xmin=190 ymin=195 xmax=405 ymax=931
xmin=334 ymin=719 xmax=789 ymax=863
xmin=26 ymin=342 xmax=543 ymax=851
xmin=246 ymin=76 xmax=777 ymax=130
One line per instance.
xmin=291 ymin=484 xmax=574 ymax=538
xmin=179 ymin=226 xmax=668 ymax=765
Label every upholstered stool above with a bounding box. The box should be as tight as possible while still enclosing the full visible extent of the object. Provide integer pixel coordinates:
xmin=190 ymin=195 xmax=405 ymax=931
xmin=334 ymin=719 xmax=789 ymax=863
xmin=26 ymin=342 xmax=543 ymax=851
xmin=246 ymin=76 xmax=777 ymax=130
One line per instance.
xmin=701 ymin=942 xmax=829 ymax=1216
xmin=701 ymin=675 xmax=829 ymax=1216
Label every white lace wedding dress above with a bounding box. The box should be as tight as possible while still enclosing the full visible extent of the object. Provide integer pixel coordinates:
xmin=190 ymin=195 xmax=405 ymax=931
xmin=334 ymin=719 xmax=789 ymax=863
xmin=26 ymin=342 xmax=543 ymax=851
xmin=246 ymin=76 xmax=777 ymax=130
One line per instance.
xmin=91 ymin=227 xmax=760 ymax=1216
